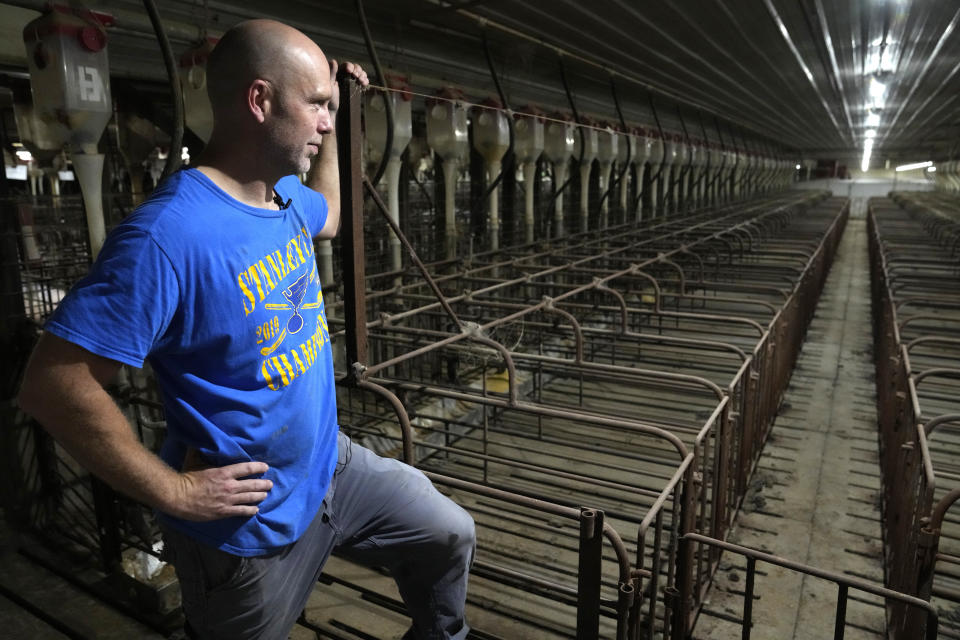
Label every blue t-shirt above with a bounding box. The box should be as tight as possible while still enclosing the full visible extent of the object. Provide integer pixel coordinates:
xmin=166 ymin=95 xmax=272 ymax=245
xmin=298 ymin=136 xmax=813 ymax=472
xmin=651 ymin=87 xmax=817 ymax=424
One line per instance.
xmin=45 ymin=168 xmax=338 ymax=556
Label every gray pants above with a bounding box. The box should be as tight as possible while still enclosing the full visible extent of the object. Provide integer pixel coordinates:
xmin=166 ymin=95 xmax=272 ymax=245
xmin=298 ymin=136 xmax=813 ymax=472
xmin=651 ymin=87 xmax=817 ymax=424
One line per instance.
xmin=161 ymin=433 xmax=475 ymax=640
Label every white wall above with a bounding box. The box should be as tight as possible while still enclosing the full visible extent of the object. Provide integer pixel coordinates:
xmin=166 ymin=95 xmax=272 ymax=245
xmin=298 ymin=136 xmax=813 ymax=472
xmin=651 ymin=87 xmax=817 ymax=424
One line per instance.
xmin=791 ymin=176 xmax=935 ymax=220
xmin=792 ymin=177 xmax=934 ymax=199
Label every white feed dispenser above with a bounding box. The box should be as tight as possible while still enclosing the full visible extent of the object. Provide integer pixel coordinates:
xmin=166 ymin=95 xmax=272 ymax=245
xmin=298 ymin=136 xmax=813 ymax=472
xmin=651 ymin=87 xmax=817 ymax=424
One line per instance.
xmin=616 ymin=127 xmax=632 ymax=216
xmin=726 ymin=149 xmax=740 ymax=201
xmin=702 ymin=143 xmax=718 ymax=207
xmin=364 ymin=74 xmax=413 ymax=278
xmin=686 ymin=140 xmax=701 ymax=210
xmin=595 ymin=124 xmax=618 ymax=229
xmin=730 ymin=151 xmax=748 ymax=200
xmin=645 ymin=129 xmax=665 ymax=217
xmin=514 ymin=105 xmax=544 ymax=244
xmin=631 ymin=127 xmax=652 ymax=222
xmin=744 ymin=153 xmax=756 ymax=195
xmin=674 ymin=136 xmax=689 ymax=213
xmin=543 ymin=112 xmax=575 ymax=237
xmin=23 ymin=5 xmax=113 ymax=259
xmin=571 ymin=118 xmax=598 ymax=232
xmin=660 ymin=134 xmax=678 ymax=215
xmin=472 ymin=98 xmax=510 ymax=251
xmin=179 ymin=38 xmax=217 ymax=144
xmin=425 ymin=87 xmax=469 ymax=260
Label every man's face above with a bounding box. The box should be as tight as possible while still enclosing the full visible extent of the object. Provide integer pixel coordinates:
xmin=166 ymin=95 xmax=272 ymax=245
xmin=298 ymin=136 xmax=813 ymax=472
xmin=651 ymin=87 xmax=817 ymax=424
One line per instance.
xmin=266 ymin=52 xmax=334 ymax=175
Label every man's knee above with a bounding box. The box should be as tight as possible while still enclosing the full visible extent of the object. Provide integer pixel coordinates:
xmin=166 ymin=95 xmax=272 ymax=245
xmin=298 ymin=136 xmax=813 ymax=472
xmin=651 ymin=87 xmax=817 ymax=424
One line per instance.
xmin=445 ymin=501 xmax=476 ymax=558
xmin=414 ymin=482 xmax=475 ymax=561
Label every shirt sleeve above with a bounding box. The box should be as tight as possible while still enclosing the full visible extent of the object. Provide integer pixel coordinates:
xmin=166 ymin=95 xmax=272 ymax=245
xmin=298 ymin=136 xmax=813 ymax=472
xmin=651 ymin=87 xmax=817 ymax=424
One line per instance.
xmin=276 ymin=175 xmax=328 ymax=236
xmin=44 ymin=227 xmax=180 ymax=368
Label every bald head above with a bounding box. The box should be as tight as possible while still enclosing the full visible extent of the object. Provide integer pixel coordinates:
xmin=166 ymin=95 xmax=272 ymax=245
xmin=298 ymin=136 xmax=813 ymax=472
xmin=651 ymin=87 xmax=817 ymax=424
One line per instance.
xmin=206 ymin=20 xmax=327 ymax=119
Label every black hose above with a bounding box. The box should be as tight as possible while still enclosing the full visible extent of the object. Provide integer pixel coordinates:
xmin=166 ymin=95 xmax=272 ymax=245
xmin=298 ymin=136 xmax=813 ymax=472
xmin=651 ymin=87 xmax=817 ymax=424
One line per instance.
xmin=468 ymin=29 xmax=515 ymax=213
xmin=648 ymin=94 xmax=667 ymax=185
xmin=143 ymin=0 xmax=183 ymax=179
xmin=707 ymin=115 xmax=727 ymax=194
xmin=542 ymin=57 xmax=584 ymax=210
xmin=727 ymin=122 xmax=740 ymax=196
xmin=692 ymin=110 xmax=710 ymax=192
xmin=735 ymin=126 xmax=751 ymax=191
xmin=596 ymin=77 xmax=632 ymax=214
xmin=675 ymin=106 xmax=694 ymax=208
xmin=356 ymin=0 xmax=392 ymax=188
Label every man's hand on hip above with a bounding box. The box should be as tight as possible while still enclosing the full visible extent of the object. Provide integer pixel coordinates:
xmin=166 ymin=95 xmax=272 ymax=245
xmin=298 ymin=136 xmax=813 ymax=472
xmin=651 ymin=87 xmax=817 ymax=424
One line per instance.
xmin=169 ymin=461 xmax=273 ymax=521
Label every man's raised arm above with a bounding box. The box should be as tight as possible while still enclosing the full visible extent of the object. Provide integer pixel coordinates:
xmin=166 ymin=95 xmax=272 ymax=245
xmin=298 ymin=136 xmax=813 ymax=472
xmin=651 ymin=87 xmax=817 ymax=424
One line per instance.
xmin=309 ymin=59 xmax=368 ymax=240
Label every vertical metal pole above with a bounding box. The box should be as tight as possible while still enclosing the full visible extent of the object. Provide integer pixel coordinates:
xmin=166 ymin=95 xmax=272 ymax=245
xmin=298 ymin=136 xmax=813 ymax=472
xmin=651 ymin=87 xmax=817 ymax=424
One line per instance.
xmin=742 ymin=556 xmax=756 ymax=640
xmin=337 ymin=73 xmax=368 ymax=379
xmin=91 ymin=477 xmax=122 ymax=572
xmin=577 ymin=507 xmax=603 ymax=640
xmin=833 ymin=583 xmax=847 ymax=640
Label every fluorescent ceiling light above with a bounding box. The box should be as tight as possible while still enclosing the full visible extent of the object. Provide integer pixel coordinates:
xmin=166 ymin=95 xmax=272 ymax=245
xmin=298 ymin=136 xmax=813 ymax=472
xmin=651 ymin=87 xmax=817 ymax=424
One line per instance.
xmin=861 ymin=141 xmax=873 ymax=172
xmin=865 ymin=129 xmax=877 ymax=138
xmin=869 ymin=78 xmax=886 ymax=98
xmin=895 ymin=161 xmax=933 ymax=172
xmin=866 ymin=113 xmax=880 ymax=127
xmin=927 ymin=166 xmax=937 ymax=173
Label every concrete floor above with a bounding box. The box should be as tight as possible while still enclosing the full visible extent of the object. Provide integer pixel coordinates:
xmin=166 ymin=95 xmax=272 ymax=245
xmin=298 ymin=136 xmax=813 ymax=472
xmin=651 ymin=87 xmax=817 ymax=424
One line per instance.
xmin=695 ymin=214 xmax=887 ymax=639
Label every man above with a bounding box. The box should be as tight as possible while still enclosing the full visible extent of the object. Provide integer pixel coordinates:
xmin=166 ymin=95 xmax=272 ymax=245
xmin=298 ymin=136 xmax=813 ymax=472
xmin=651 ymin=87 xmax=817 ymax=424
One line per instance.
xmin=18 ymin=19 xmax=474 ymax=640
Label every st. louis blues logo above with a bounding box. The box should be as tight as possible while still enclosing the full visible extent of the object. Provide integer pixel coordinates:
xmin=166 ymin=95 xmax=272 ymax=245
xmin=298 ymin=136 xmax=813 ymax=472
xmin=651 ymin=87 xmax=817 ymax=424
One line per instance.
xmin=260 ymin=262 xmax=323 ymax=356
xmin=282 ymin=272 xmax=309 ymax=334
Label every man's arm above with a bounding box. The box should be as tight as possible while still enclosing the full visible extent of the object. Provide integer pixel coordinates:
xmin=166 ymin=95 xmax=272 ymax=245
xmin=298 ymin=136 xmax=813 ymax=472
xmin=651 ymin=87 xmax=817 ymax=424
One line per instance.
xmin=307 ymin=118 xmax=340 ymax=240
xmin=308 ymin=59 xmax=368 ymax=240
xmin=18 ymin=332 xmax=272 ymax=521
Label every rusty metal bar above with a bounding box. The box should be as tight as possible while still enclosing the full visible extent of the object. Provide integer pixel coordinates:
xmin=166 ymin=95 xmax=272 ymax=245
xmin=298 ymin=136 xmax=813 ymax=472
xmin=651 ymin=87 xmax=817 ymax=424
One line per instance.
xmin=337 ymin=71 xmax=368 ymax=379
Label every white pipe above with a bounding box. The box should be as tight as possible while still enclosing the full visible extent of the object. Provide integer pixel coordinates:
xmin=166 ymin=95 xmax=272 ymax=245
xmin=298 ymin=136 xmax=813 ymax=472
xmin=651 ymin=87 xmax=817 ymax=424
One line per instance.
xmin=554 ymin=160 xmax=568 ymax=237
xmin=579 ymin=161 xmax=591 ymax=232
xmin=385 ymin=156 xmax=403 ymax=274
xmin=318 ymin=240 xmax=334 ymax=286
xmin=649 ymin=167 xmax=659 ymax=218
xmin=523 ymin=161 xmax=536 ymax=244
xmin=443 ymin=158 xmax=459 ymax=260
xmin=598 ymin=162 xmax=613 ymax=228
xmin=487 ymin=160 xmax=500 ymax=251
xmin=72 ymin=152 xmax=106 ymax=259
xmin=634 ymin=164 xmax=644 ymax=223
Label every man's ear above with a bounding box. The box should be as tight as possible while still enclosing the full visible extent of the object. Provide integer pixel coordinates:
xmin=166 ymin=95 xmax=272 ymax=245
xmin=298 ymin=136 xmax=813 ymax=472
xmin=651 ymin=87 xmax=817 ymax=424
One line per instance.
xmin=247 ymin=79 xmax=272 ymax=123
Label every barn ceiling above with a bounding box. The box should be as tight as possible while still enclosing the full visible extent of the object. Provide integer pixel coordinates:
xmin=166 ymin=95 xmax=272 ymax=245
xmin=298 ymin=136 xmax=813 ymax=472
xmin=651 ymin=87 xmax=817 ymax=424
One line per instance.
xmin=2 ymin=0 xmax=959 ymax=162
